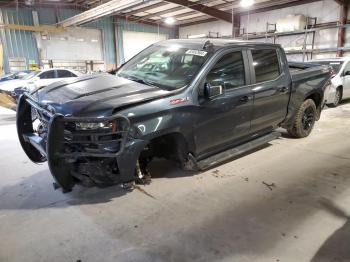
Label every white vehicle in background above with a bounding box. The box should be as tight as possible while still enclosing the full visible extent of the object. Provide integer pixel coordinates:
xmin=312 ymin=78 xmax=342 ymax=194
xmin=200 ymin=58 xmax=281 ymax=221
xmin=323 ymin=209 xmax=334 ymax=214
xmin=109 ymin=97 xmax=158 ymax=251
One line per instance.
xmin=309 ymin=58 xmax=350 ymax=107
xmin=0 ymin=68 xmax=82 ymax=99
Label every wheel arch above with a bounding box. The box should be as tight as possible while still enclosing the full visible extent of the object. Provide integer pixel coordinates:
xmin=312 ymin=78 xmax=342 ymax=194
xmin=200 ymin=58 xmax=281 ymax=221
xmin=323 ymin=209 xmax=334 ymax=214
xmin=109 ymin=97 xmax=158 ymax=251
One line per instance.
xmin=145 ymin=132 xmax=192 ymax=164
xmin=305 ymin=92 xmax=322 ymax=109
xmin=337 ymin=85 xmax=343 ymax=93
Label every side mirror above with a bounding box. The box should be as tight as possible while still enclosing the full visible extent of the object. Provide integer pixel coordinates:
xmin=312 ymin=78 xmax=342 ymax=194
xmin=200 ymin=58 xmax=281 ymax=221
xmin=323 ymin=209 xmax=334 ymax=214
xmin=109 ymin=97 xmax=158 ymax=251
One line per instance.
xmin=32 ymin=76 xmax=40 ymax=81
xmin=204 ymin=83 xmax=223 ymax=99
xmin=344 ymin=71 xmax=350 ymax=76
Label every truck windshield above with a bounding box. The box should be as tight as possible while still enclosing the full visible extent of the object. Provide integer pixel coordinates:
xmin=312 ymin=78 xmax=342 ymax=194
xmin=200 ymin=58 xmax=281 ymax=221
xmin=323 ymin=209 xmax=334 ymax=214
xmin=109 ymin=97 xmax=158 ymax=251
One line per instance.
xmin=117 ymin=45 xmax=210 ymax=90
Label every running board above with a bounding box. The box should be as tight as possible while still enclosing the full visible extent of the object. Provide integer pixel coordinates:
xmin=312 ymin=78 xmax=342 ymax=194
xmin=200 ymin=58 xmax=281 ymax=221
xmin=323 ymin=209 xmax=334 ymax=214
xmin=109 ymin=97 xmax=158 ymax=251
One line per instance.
xmin=197 ymin=131 xmax=281 ymax=170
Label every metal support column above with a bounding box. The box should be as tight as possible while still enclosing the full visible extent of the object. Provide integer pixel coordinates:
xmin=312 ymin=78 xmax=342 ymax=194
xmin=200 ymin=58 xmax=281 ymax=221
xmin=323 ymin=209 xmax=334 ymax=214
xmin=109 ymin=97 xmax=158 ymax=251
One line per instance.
xmin=337 ymin=0 xmax=349 ymax=57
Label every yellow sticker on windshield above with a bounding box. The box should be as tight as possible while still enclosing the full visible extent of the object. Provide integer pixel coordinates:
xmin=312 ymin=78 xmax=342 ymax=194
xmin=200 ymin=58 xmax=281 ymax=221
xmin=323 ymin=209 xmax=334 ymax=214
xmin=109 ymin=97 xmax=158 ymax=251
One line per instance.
xmin=186 ymin=50 xmax=207 ymax=57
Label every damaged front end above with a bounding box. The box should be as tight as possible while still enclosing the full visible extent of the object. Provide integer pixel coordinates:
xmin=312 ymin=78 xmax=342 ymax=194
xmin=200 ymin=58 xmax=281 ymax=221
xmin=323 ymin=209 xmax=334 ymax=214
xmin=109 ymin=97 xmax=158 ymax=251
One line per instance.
xmin=16 ymin=93 xmax=148 ymax=192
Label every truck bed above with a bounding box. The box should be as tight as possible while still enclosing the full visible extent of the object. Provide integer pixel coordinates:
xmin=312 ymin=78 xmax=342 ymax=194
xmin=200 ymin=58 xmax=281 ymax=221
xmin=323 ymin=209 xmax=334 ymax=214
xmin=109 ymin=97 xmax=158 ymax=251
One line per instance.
xmin=289 ymin=62 xmax=331 ymax=82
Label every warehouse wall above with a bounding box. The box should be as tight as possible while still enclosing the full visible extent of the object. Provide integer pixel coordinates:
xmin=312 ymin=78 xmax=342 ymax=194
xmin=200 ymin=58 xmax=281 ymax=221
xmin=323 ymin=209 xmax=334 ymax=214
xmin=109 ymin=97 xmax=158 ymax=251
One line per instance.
xmin=179 ymin=20 xmax=233 ymax=38
xmin=240 ymin=0 xmax=345 ymax=60
xmin=0 ymin=8 xmax=40 ymax=73
xmin=0 ymin=7 xmax=176 ymax=73
xmin=178 ymin=0 xmax=350 ymax=61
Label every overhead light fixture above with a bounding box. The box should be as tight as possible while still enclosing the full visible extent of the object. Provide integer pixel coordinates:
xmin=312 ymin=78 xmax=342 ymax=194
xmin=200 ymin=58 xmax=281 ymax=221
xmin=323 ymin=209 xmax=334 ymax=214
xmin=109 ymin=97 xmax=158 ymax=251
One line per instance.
xmin=164 ymin=17 xmax=176 ymax=25
xmin=240 ymin=0 xmax=254 ymax=8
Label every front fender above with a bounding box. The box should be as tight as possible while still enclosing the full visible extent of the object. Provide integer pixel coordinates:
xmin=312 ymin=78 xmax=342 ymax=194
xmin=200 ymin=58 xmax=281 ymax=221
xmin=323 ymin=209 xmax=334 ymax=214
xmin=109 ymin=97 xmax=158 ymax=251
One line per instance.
xmin=117 ymin=139 xmax=149 ymax=182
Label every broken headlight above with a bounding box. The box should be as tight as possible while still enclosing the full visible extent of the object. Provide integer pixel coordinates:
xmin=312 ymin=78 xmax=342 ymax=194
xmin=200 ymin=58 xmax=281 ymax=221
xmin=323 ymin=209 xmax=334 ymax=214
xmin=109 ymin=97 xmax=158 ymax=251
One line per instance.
xmin=75 ymin=121 xmax=118 ymax=131
xmin=76 ymin=122 xmax=106 ymax=130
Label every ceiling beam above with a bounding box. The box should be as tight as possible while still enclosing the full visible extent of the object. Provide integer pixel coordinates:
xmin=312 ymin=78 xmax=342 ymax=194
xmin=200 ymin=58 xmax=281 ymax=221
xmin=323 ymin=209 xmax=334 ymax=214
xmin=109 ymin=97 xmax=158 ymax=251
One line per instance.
xmin=134 ymin=6 xmax=184 ymax=21
xmin=173 ymin=0 xmax=238 ymax=19
xmin=237 ymin=0 xmax=322 ymax=16
xmin=178 ymin=0 xmax=322 ymax=27
xmin=123 ymin=1 xmax=168 ymax=16
xmin=114 ymin=14 xmax=176 ymax=28
xmin=164 ymin=0 xmax=233 ymax=22
xmin=0 ymin=23 xmax=65 ymax=32
xmin=0 ymin=1 xmax=86 ymax=9
xmin=58 ymin=0 xmax=145 ymax=27
xmin=178 ymin=17 xmax=217 ymax=27
xmin=132 ymin=0 xmax=219 ymax=22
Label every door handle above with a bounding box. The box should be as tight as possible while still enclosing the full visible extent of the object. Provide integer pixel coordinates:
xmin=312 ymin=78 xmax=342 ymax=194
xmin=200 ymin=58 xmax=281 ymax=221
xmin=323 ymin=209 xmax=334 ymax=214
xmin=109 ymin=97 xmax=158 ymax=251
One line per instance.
xmin=239 ymin=95 xmax=250 ymax=103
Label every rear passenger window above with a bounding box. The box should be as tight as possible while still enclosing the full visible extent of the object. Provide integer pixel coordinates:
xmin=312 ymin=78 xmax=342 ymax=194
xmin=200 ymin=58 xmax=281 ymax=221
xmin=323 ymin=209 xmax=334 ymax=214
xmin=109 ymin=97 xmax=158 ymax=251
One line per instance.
xmin=39 ymin=70 xmax=55 ymax=79
xmin=207 ymin=51 xmax=245 ymax=89
xmin=57 ymin=70 xmax=76 ymax=78
xmin=251 ymin=49 xmax=280 ymax=83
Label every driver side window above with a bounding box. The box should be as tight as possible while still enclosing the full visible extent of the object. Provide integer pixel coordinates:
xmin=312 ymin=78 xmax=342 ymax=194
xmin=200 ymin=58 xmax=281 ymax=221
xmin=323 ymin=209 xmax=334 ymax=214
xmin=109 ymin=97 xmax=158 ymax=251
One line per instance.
xmin=207 ymin=51 xmax=245 ymax=90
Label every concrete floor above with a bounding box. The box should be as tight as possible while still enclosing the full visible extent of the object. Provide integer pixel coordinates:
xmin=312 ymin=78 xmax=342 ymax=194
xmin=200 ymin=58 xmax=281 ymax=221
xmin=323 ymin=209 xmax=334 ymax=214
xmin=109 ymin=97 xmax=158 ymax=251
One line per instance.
xmin=0 ymin=103 xmax=350 ymax=262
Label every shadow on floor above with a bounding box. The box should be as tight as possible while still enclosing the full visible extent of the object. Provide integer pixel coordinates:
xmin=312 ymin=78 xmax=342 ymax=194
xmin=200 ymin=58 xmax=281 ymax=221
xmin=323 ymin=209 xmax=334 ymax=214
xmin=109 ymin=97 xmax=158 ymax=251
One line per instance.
xmin=340 ymin=98 xmax=350 ymax=105
xmin=0 ymin=142 xmax=273 ymax=209
xmin=311 ymin=198 xmax=350 ymax=262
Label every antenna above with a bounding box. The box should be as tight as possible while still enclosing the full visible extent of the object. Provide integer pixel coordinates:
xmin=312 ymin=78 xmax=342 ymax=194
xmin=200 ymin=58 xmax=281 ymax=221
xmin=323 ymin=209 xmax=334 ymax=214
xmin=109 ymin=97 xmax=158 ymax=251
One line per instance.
xmin=203 ymin=40 xmax=214 ymax=51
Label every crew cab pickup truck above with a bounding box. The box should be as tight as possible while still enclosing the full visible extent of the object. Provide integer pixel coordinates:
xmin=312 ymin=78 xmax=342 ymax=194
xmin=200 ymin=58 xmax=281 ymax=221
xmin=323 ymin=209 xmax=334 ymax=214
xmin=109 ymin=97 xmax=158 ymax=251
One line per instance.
xmin=16 ymin=39 xmax=331 ymax=192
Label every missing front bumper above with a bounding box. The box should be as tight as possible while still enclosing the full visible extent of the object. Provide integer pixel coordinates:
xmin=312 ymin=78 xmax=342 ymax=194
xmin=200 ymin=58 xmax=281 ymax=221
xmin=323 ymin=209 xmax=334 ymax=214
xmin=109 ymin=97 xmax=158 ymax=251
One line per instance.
xmin=16 ymin=93 xmax=147 ymax=192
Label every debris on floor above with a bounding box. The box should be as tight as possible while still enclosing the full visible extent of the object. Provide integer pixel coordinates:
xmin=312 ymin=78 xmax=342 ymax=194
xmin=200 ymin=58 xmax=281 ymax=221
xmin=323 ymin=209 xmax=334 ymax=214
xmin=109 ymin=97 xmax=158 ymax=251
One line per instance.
xmin=132 ymin=185 xmax=156 ymax=199
xmin=262 ymin=181 xmax=276 ymax=191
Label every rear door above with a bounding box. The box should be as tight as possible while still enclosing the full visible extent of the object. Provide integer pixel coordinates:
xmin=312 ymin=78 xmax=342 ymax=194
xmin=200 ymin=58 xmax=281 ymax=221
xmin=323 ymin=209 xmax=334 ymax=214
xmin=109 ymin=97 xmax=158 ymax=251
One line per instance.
xmin=194 ymin=49 xmax=254 ymax=156
xmin=248 ymin=48 xmax=291 ymax=133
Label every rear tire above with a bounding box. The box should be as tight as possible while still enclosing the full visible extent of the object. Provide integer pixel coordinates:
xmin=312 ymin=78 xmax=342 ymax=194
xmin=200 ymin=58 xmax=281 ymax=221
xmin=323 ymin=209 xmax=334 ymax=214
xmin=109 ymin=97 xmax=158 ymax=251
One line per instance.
xmin=327 ymin=87 xmax=342 ymax=107
xmin=287 ymin=99 xmax=317 ymax=138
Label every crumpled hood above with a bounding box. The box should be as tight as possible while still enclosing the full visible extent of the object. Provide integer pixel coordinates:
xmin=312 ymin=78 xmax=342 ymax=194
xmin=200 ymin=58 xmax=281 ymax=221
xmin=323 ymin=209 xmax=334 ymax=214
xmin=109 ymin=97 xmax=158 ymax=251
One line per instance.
xmin=0 ymin=79 xmax=27 ymax=92
xmin=33 ymin=74 xmax=171 ymax=117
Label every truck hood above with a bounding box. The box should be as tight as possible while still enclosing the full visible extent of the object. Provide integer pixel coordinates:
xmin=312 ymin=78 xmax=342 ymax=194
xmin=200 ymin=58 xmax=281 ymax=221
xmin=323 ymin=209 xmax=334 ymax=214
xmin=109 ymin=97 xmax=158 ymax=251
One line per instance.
xmin=33 ymin=74 xmax=171 ymax=117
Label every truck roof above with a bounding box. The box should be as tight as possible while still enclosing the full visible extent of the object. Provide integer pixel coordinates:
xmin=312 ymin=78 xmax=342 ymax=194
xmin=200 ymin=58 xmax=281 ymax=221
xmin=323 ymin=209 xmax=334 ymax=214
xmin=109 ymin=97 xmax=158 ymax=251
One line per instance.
xmin=156 ymin=38 xmax=280 ymax=49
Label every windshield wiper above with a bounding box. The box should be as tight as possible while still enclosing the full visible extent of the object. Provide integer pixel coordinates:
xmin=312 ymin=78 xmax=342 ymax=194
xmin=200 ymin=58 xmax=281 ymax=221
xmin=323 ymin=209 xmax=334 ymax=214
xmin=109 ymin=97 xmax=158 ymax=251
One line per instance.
xmin=123 ymin=75 xmax=156 ymax=87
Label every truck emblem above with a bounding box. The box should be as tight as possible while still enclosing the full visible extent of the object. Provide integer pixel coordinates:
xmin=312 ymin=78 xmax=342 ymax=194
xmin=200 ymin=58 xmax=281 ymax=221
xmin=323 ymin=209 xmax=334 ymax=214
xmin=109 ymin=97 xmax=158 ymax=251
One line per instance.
xmin=170 ymin=97 xmax=189 ymax=105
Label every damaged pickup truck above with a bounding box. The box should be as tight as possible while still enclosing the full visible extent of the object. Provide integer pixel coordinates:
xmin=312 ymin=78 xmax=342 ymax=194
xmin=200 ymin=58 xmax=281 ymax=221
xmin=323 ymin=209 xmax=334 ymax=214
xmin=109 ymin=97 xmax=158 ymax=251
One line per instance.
xmin=16 ymin=39 xmax=331 ymax=192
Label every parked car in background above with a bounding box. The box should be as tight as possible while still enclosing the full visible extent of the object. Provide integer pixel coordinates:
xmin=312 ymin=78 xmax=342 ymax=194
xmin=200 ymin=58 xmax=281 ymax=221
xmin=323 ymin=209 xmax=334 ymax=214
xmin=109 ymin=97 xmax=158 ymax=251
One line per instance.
xmin=0 ymin=68 xmax=82 ymax=99
xmin=309 ymin=58 xmax=350 ymax=107
xmin=0 ymin=70 xmax=34 ymax=82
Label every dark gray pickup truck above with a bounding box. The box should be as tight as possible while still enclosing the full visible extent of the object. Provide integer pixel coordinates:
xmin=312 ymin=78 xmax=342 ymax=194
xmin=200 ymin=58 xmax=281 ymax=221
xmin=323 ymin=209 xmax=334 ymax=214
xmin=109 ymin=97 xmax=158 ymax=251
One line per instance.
xmin=16 ymin=39 xmax=331 ymax=192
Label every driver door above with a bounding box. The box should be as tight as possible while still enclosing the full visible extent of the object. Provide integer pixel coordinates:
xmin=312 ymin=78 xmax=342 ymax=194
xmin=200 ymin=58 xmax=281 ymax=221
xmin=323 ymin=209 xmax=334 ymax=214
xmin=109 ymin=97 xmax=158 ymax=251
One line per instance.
xmin=194 ymin=50 xmax=253 ymax=157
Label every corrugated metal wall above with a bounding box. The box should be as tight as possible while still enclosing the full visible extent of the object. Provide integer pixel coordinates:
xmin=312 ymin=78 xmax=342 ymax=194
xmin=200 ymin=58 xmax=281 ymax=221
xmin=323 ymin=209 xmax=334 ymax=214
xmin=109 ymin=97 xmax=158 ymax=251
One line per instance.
xmin=0 ymin=7 xmax=177 ymax=73
xmin=0 ymin=7 xmax=39 ymax=73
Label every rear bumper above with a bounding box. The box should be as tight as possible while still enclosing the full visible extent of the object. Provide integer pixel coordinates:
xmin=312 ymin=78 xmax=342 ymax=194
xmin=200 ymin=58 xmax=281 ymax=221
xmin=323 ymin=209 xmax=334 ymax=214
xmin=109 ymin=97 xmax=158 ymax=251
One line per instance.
xmin=17 ymin=93 xmax=146 ymax=192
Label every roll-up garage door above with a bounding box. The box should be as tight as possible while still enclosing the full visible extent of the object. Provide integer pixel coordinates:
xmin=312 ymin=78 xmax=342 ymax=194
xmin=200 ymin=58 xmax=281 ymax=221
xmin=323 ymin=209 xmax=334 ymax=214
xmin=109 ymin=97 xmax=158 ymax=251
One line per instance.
xmin=122 ymin=31 xmax=167 ymax=62
xmin=40 ymin=27 xmax=103 ymax=61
